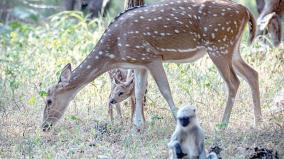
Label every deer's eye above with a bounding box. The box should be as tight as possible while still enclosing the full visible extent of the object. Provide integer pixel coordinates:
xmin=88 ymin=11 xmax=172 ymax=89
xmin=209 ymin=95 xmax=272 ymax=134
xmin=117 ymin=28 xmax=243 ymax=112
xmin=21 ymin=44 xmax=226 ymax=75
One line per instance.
xmin=47 ymin=99 xmax=52 ymax=105
xmin=118 ymin=92 xmax=124 ymax=96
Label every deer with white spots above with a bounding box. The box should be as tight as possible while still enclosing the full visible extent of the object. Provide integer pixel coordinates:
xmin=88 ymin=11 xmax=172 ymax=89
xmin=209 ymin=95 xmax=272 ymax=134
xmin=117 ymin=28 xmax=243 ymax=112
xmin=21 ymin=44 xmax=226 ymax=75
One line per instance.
xmin=108 ymin=69 xmax=146 ymax=122
xmin=42 ymin=0 xmax=262 ymax=132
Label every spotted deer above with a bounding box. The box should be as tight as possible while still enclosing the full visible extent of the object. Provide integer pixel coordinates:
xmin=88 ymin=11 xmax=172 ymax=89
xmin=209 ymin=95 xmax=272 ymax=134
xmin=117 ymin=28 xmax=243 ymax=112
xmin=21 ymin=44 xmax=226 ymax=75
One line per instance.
xmin=256 ymin=0 xmax=284 ymax=46
xmin=108 ymin=69 xmax=146 ymax=122
xmin=42 ymin=0 xmax=262 ymax=131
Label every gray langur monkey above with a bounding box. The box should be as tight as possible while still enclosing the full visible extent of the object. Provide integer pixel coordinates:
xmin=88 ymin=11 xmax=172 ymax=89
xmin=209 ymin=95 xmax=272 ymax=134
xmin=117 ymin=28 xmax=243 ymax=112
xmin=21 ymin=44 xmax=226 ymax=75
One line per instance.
xmin=168 ymin=105 xmax=218 ymax=159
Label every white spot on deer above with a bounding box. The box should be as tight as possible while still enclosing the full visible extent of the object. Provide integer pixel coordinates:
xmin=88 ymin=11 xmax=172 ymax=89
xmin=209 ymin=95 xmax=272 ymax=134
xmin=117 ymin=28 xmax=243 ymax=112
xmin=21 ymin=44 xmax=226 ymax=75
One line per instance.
xmin=125 ymin=44 xmax=130 ymax=47
xmin=147 ymin=32 xmax=151 ymax=35
xmin=213 ymin=14 xmax=217 ymax=17
xmin=160 ymin=33 xmax=166 ymax=36
xmin=135 ymin=31 xmax=139 ymax=34
xmin=166 ymin=18 xmax=171 ymax=21
xmin=211 ymin=33 xmax=215 ymax=39
xmin=214 ymin=28 xmax=218 ymax=32
xmin=164 ymin=25 xmax=168 ymax=28
xmin=108 ymin=54 xmax=115 ymax=59
xmin=204 ymin=27 xmax=208 ymax=32
xmin=158 ymin=17 xmax=162 ymax=20
xmin=87 ymin=65 xmax=91 ymax=69
xmin=176 ymin=21 xmax=183 ymax=24
xmin=227 ymin=27 xmax=231 ymax=32
xmin=223 ymin=36 xmax=227 ymax=42
xmin=99 ymin=51 xmax=103 ymax=55
xmin=174 ymin=30 xmax=180 ymax=33
xmin=154 ymin=31 xmax=158 ymax=34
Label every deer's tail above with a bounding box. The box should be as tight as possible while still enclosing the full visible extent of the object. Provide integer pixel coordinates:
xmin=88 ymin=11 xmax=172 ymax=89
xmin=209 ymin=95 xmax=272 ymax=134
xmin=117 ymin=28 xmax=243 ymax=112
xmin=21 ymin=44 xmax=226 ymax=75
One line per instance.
xmin=247 ymin=9 xmax=257 ymax=45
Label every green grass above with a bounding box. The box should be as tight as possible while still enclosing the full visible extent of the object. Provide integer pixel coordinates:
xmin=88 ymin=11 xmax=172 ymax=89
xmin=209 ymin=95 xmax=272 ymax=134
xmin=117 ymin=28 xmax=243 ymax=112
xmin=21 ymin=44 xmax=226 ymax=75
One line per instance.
xmin=1 ymin=5 xmax=284 ymax=159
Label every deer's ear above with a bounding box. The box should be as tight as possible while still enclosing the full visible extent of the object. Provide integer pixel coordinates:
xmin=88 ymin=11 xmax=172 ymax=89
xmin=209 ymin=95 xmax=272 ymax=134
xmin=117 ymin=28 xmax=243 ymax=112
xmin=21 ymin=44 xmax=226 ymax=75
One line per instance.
xmin=59 ymin=63 xmax=72 ymax=83
xmin=258 ymin=12 xmax=276 ymax=31
xmin=112 ymin=78 xmax=122 ymax=85
xmin=125 ymin=76 xmax=134 ymax=87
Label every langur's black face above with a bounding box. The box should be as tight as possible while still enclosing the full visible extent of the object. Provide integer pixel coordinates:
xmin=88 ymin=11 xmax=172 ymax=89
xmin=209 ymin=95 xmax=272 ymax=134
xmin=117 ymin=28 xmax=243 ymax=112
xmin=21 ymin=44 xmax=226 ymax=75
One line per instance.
xmin=178 ymin=117 xmax=190 ymax=127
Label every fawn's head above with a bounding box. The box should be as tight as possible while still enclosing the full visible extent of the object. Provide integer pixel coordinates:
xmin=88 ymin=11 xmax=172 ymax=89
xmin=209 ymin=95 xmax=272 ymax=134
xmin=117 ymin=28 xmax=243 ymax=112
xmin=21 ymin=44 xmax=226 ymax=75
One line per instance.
xmin=42 ymin=64 xmax=75 ymax=132
xmin=109 ymin=75 xmax=134 ymax=105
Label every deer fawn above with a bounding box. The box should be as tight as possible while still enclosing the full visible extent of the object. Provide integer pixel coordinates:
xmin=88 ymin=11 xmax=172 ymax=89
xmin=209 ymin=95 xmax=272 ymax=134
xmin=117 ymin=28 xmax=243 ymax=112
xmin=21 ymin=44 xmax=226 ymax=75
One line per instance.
xmin=42 ymin=0 xmax=262 ymax=131
xmin=256 ymin=0 xmax=284 ymax=46
xmin=108 ymin=69 xmax=146 ymax=122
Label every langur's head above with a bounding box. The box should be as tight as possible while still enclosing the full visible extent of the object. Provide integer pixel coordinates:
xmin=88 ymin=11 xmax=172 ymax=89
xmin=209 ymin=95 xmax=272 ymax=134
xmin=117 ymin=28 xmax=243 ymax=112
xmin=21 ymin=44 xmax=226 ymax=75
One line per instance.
xmin=177 ymin=105 xmax=197 ymax=129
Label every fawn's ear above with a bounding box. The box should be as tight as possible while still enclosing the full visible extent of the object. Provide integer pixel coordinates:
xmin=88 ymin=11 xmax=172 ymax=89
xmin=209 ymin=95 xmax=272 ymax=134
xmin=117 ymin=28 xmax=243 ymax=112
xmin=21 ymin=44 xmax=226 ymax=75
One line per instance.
xmin=124 ymin=76 xmax=134 ymax=87
xmin=59 ymin=63 xmax=72 ymax=83
xmin=112 ymin=78 xmax=123 ymax=85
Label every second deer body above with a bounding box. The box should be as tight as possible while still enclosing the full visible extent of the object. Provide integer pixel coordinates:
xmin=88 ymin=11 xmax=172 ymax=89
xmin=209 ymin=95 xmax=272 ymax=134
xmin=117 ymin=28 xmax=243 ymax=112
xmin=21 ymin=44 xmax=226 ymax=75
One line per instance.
xmin=42 ymin=0 xmax=262 ymax=131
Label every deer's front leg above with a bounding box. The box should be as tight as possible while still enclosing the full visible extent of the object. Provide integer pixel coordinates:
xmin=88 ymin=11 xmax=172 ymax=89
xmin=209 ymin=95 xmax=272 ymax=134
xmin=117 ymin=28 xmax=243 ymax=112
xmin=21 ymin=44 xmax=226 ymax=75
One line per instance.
xmin=146 ymin=60 xmax=178 ymax=119
xmin=133 ymin=68 xmax=148 ymax=129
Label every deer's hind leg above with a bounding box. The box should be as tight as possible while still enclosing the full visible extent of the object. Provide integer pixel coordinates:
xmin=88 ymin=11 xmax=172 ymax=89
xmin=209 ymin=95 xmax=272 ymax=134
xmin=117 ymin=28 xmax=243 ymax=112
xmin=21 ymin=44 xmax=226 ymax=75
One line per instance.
xmin=146 ymin=60 xmax=178 ymax=119
xmin=232 ymin=48 xmax=262 ymax=125
xmin=208 ymin=52 xmax=240 ymax=126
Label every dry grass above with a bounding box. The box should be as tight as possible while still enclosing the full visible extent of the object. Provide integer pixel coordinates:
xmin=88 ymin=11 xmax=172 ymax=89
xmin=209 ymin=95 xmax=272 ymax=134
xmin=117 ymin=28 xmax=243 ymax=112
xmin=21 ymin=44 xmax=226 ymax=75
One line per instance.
xmin=0 ymin=43 xmax=283 ymax=158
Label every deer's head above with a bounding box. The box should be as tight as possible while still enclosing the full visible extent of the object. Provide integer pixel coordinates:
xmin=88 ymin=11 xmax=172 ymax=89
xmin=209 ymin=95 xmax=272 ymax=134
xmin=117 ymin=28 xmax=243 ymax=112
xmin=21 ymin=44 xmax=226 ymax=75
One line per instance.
xmin=109 ymin=75 xmax=134 ymax=105
xmin=42 ymin=64 xmax=74 ymax=132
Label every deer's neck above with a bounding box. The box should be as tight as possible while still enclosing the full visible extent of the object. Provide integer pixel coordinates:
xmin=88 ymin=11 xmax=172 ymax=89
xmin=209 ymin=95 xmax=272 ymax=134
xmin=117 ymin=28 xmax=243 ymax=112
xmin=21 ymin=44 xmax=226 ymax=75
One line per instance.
xmin=67 ymin=41 xmax=116 ymax=91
